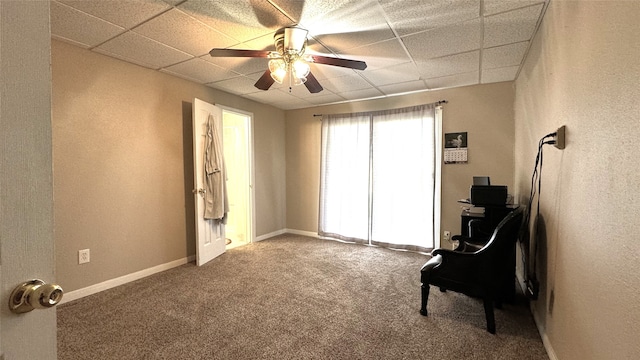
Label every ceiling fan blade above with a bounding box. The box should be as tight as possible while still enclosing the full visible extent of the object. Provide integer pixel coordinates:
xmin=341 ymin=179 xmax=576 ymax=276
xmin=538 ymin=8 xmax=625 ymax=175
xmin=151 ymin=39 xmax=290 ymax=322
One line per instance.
xmin=254 ymin=69 xmax=275 ymax=91
xmin=309 ymin=55 xmax=367 ymax=71
xmin=304 ymin=72 xmax=323 ymax=93
xmin=209 ymin=49 xmax=271 ymax=58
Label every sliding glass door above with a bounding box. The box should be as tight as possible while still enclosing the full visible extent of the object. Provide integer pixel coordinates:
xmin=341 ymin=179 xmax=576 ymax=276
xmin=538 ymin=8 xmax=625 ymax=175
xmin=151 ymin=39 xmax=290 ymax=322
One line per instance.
xmin=319 ymin=104 xmax=441 ymax=252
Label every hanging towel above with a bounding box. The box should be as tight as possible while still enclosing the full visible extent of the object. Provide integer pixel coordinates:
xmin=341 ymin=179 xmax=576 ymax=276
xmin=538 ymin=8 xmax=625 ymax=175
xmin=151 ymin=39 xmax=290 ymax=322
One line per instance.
xmin=204 ymin=113 xmax=229 ymax=221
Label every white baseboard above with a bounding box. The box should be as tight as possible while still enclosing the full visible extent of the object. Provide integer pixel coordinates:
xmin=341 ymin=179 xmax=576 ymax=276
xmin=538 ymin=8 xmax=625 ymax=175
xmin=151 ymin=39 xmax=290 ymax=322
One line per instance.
xmin=284 ymin=229 xmax=319 ymax=238
xmin=531 ymin=303 xmax=559 ymax=360
xmin=521 ymin=270 xmax=557 ymax=360
xmin=60 ymin=255 xmax=195 ymax=304
xmin=255 ymin=229 xmax=287 ymax=242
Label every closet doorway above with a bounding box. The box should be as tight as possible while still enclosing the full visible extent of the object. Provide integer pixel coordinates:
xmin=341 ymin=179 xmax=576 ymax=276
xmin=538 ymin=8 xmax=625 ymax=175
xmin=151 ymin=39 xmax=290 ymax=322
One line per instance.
xmin=221 ymin=107 xmax=255 ymax=249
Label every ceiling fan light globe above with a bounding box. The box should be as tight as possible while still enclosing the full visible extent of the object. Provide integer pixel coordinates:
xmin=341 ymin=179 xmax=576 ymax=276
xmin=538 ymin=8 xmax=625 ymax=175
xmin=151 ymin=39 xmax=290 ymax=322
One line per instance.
xmin=268 ymin=58 xmax=285 ymax=72
xmin=293 ymin=76 xmax=307 ymax=86
xmin=292 ymin=60 xmax=310 ymax=78
xmin=271 ymin=69 xmax=286 ymax=84
xmin=268 ymin=59 xmax=287 ymax=84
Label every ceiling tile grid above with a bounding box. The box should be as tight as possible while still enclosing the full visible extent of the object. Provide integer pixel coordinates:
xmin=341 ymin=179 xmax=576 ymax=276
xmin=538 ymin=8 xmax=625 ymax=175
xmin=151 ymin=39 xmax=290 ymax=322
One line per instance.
xmin=378 ymin=80 xmax=430 ymax=96
xmin=379 ymin=0 xmax=480 ymax=36
xmin=51 ymin=1 xmax=125 ymax=48
xmin=50 ymin=0 xmax=549 ymax=110
xmin=401 ymin=18 xmax=482 ymax=61
xmin=161 ymin=57 xmax=239 ymax=84
xmin=133 ymin=8 xmax=237 ymax=57
xmin=95 ymin=31 xmax=192 ymax=70
xmin=58 ymin=0 xmax=171 ymax=29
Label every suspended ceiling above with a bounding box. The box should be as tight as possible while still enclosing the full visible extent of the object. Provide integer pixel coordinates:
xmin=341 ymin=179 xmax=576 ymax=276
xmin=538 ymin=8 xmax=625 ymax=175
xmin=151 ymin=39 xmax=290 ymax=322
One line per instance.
xmin=51 ymin=0 xmax=548 ymax=110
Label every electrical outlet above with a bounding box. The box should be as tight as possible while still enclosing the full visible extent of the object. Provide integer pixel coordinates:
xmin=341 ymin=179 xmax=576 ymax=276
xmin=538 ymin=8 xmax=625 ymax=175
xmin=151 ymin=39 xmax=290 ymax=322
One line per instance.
xmin=443 ymin=230 xmax=451 ymax=241
xmin=78 ymin=249 xmax=90 ymax=264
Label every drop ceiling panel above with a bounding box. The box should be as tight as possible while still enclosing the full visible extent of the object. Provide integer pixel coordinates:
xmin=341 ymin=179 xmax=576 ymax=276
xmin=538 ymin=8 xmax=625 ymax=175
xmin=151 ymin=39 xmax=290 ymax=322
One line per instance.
xmin=272 ymin=0 xmax=350 ymax=27
xmin=57 ymin=0 xmax=170 ymax=29
xmin=162 ymin=58 xmax=239 ymax=84
xmin=415 ymin=51 xmax=479 ymax=79
xmin=210 ymin=56 xmax=269 ymax=76
xmin=362 ymin=62 xmax=421 ymax=87
xmin=307 ymin=64 xmax=360 ymax=81
xmin=483 ymin=41 xmax=529 ymax=69
xmin=95 ymin=31 xmax=192 ymax=69
xmin=380 ymin=0 xmax=479 ymax=36
xmin=484 ymin=4 xmax=544 ymax=47
xmin=403 ymin=18 xmax=482 ymax=60
xmin=299 ymin=1 xmax=395 ymax=52
xmin=425 ymin=71 xmax=479 ymax=90
xmin=379 ymin=80 xmax=429 ymax=95
xmin=133 ymin=9 xmax=236 ymax=57
xmin=235 ymin=33 xmax=278 ymax=52
xmin=305 ymin=93 xmax=347 ymax=105
xmin=271 ymin=98 xmax=315 ymax=110
xmin=337 ymin=87 xmax=384 ymax=101
xmin=342 ymin=39 xmax=412 ymax=70
xmin=208 ymin=76 xmax=263 ymax=95
xmin=287 ymin=0 xmax=383 ymax=34
xmin=484 ymin=0 xmax=545 ymax=15
xmin=245 ymin=89 xmax=298 ymax=104
xmin=177 ymin=0 xmax=291 ymax=44
xmin=51 ymin=2 xmax=124 ymax=48
xmin=319 ymin=74 xmax=373 ymax=94
xmin=481 ymin=66 xmax=519 ymax=84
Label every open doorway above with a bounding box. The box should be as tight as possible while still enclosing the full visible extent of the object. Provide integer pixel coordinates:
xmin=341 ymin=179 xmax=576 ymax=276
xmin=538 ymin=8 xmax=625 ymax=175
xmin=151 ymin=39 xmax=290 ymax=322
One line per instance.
xmin=221 ymin=107 xmax=255 ymax=249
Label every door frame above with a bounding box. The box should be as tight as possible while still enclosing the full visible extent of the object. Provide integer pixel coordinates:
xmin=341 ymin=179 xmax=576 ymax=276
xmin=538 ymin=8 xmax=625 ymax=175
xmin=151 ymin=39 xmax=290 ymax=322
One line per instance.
xmin=218 ymin=105 xmax=256 ymax=246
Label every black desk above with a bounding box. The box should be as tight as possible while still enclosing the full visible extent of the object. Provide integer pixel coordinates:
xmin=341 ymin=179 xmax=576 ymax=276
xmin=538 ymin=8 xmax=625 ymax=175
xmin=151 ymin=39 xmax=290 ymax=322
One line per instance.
xmin=460 ymin=205 xmax=518 ymax=239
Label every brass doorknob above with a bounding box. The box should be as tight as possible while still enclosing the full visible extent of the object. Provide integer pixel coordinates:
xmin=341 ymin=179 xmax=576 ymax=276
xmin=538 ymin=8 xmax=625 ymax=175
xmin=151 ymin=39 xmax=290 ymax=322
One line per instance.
xmin=9 ymin=279 xmax=64 ymax=314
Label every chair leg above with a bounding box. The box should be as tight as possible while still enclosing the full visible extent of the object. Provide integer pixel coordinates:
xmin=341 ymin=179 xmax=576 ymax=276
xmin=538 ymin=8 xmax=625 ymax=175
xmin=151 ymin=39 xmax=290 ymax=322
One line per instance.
xmin=420 ymin=283 xmax=430 ymax=316
xmin=483 ymin=297 xmax=496 ymax=334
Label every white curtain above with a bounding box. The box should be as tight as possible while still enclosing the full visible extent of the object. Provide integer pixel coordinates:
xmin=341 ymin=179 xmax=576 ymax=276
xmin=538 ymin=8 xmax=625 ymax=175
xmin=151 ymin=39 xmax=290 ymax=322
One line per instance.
xmin=319 ymin=104 xmax=437 ymax=251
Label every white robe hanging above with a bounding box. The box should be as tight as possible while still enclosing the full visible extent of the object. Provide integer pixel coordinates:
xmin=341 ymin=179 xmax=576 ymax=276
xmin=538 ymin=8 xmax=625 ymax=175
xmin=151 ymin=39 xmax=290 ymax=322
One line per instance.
xmin=204 ymin=113 xmax=228 ymax=221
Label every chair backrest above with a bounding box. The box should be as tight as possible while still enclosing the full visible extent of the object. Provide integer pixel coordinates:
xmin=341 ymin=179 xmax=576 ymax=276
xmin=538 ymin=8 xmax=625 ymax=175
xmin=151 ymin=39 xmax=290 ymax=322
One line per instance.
xmin=475 ymin=206 xmax=524 ymax=256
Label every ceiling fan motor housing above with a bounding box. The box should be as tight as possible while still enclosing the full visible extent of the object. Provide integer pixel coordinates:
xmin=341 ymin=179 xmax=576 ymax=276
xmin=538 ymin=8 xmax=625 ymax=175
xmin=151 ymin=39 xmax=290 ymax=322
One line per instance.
xmin=274 ymin=26 xmax=308 ymax=55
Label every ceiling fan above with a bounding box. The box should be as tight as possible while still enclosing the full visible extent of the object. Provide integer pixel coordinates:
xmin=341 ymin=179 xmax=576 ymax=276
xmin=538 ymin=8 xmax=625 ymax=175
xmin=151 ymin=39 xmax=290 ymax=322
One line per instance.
xmin=209 ymin=26 xmax=367 ymax=94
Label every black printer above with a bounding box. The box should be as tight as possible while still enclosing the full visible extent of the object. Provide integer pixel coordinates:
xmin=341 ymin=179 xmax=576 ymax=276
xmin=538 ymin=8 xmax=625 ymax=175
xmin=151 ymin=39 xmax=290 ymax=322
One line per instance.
xmin=470 ymin=185 xmax=508 ymax=207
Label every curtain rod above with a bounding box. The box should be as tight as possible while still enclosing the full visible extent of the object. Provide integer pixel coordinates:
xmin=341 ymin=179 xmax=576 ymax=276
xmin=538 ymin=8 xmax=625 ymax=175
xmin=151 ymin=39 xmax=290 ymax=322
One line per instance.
xmin=312 ymin=99 xmax=448 ymax=117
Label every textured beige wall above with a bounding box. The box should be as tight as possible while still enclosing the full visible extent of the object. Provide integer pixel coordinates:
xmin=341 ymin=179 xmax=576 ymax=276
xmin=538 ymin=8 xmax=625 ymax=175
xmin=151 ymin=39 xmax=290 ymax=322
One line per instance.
xmin=514 ymin=1 xmax=640 ymax=359
xmin=285 ymin=82 xmax=515 ymax=244
xmin=52 ymin=40 xmax=286 ymax=292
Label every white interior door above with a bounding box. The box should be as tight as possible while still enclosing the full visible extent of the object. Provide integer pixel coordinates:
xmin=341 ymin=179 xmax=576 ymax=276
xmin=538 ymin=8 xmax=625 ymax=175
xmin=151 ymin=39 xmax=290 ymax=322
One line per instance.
xmin=1 ymin=1 xmax=58 ymax=358
xmin=193 ymin=98 xmax=226 ymax=266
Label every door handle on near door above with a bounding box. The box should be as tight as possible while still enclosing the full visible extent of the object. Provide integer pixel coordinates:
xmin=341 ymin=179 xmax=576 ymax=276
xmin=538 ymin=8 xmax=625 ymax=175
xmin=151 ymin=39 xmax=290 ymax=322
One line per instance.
xmin=9 ymin=279 xmax=64 ymax=314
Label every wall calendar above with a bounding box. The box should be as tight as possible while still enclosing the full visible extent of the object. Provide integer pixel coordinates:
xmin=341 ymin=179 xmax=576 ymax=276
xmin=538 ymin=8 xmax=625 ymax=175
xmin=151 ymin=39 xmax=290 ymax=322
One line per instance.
xmin=444 ymin=132 xmax=468 ymax=164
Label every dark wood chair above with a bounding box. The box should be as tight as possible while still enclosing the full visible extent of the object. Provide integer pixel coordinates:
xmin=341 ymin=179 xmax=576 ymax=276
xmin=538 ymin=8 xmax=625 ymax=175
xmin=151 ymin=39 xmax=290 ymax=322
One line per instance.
xmin=419 ymin=206 xmax=523 ymax=333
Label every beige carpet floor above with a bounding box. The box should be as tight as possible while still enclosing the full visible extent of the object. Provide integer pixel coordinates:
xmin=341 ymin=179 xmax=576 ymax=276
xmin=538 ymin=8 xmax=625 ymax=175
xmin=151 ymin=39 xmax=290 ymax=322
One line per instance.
xmin=57 ymin=234 xmax=548 ymax=359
